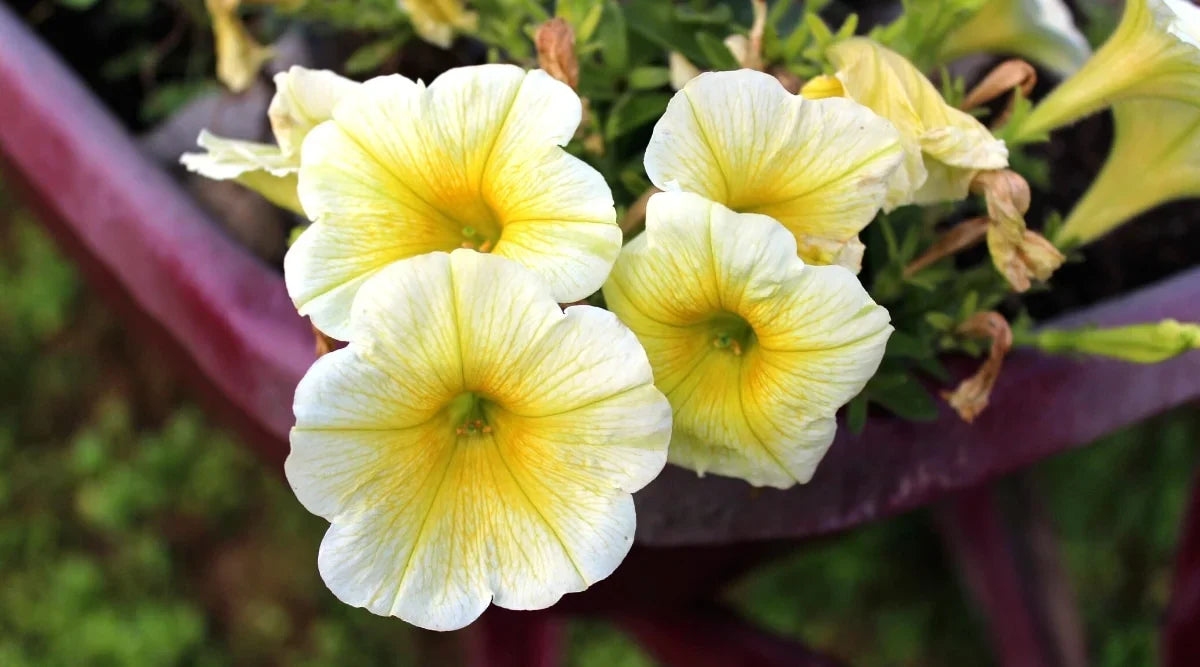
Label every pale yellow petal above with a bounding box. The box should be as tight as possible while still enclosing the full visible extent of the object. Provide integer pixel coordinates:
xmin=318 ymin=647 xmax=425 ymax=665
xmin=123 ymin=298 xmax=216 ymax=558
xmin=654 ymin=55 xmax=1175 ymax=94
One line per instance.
xmin=287 ymin=250 xmax=669 ymax=629
xmin=644 ymin=69 xmax=903 ymax=266
xmin=604 ymin=192 xmax=892 ymax=488
xmin=269 ymin=67 xmax=360 ymax=157
xmin=180 ymin=130 xmax=302 ymax=212
xmin=207 ymin=0 xmax=271 ymax=93
xmin=290 ymin=66 xmax=618 ymax=336
xmin=830 ymin=38 xmax=1009 ymax=206
xmin=400 ymin=0 xmax=478 ymax=48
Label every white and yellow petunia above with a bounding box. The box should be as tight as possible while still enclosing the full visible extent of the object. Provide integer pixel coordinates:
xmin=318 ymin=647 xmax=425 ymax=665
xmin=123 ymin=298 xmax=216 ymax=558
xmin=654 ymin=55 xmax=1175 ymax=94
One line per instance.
xmin=645 ymin=69 xmax=904 ymax=271
xmin=940 ymin=0 xmax=1092 ymax=76
xmin=1012 ymin=0 xmax=1200 ymax=141
xmin=181 ymin=66 xmax=359 ymax=212
xmin=398 ymin=0 xmax=479 ymax=48
xmin=288 ymin=249 xmax=671 ymax=631
xmin=1059 ymin=97 xmax=1200 ymax=244
xmin=816 ymin=38 xmax=1010 ymax=208
xmin=603 ymin=192 xmax=893 ymax=489
xmin=286 ymin=64 xmax=620 ymax=340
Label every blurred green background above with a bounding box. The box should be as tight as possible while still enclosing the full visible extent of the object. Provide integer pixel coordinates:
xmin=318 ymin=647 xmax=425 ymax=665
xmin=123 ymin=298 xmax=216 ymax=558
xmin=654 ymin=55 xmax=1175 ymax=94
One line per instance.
xmin=1 ymin=179 xmax=1195 ymax=665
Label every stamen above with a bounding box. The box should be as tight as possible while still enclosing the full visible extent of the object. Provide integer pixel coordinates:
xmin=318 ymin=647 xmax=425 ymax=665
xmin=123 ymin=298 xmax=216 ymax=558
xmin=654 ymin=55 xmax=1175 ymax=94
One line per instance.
xmin=478 ymin=239 xmax=493 ymax=253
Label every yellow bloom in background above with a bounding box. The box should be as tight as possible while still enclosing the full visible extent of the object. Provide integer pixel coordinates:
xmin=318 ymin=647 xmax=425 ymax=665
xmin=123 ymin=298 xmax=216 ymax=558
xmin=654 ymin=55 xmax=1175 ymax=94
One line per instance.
xmin=286 ymin=64 xmax=620 ymax=340
xmin=939 ymin=0 xmax=1092 ymax=76
xmin=1012 ymin=0 xmax=1200 ymax=142
xmin=1058 ymin=97 xmax=1200 ymax=244
xmin=399 ymin=0 xmax=478 ymax=48
xmin=603 ymin=192 xmax=892 ymax=489
xmin=824 ymin=38 xmax=1010 ymax=208
xmin=181 ymin=67 xmax=359 ymax=212
xmin=288 ymin=250 xmax=671 ymax=631
xmin=645 ymin=69 xmax=904 ymax=271
xmin=206 ymin=0 xmax=272 ymax=93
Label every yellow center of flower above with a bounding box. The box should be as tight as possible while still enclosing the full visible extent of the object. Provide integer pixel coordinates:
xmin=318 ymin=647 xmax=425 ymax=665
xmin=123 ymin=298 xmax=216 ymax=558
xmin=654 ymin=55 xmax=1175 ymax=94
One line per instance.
xmin=709 ymin=313 xmax=755 ymax=357
xmin=447 ymin=391 xmax=494 ymax=437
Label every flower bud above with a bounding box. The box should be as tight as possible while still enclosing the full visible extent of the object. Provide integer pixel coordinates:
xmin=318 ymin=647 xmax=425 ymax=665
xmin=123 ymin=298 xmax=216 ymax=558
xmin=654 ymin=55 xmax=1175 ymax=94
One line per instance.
xmin=1021 ymin=319 xmax=1200 ymax=363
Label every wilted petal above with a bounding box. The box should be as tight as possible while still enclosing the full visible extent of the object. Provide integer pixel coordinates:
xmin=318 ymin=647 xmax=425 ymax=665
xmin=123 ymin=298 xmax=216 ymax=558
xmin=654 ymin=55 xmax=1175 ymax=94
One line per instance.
xmin=829 ymin=38 xmax=1009 ymax=207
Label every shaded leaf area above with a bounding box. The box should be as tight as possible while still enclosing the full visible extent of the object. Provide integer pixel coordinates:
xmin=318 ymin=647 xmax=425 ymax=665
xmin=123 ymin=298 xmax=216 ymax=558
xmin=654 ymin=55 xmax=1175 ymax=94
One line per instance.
xmin=727 ymin=406 xmax=1199 ymax=666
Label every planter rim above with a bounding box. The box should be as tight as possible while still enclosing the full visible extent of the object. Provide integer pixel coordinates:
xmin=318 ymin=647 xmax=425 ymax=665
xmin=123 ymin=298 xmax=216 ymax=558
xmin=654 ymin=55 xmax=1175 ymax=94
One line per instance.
xmin=2 ymin=5 xmax=1197 ymax=547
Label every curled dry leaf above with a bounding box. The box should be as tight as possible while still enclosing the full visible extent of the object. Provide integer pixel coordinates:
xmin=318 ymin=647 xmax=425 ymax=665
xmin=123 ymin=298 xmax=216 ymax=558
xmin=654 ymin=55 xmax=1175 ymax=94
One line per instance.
xmin=972 ymin=169 xmax=1064 ymax=291
xmin=942 ymin=311 xmax=1013 ymax=423
xmin=535 ymin=18 xmax=579 ymax=90
xmin=961 ymin=59 xmax=1038 ymax=124
xmin=903 ymin=216 xmax=990 ymax=278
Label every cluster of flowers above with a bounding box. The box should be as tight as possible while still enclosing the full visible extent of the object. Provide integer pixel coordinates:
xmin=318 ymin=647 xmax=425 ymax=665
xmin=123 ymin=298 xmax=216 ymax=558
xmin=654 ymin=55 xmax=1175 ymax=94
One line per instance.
xmin=179 ymin=0 xmax=1200 ymax=632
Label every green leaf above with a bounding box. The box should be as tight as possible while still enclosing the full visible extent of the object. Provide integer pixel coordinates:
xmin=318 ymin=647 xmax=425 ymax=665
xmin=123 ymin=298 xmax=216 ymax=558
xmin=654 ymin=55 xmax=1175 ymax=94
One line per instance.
xmin=344 ymin=37 xmax=404 ymax=75
xmin=804 ymin=13 xmax=835 ymax=49
xmin=605 ymin=93 xmax=671 ymax=140
xmin=57 ymin=0 xmax=100 ymax=10
xmin=868 ymin=375 xmax=940 ymax=422
xmin=694 ymin=31 xmax=741 ymax=70
xmin=674 ymin=4 xmax=733 ymax=25
xmin=628 ymin=66 xmax=671 ymax=90
xmin=925 ymin=312 xmax=956 ymax=331
xmin=885 ymin=331 xmax=932 ymax=360
xmin=596 ymin=0 xmax=629 ymax=71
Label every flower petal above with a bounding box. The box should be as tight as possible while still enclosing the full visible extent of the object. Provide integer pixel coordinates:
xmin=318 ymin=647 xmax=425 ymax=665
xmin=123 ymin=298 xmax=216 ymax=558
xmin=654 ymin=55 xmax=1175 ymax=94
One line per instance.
xmin=269 ymin=67 xmax=360 ymax=157
xmin=289 ymin=66 xmax=618 ymax=336
xmin=605 ymin=192 xmax=892 ymax=488
xmin=287 ymin=250 xmax=669 ymax=629
xmin=644 ymin=69 xmax=903 ymax=266
xmin=180 ymin=130 xmax=302 ymax=211
xmin=829 ymin=38 xmax=1008 ymax=206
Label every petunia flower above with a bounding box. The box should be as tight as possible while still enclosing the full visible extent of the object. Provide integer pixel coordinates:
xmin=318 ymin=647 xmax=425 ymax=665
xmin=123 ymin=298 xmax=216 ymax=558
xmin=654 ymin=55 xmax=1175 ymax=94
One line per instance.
xmin=288 ymin=249 xmax=671 ymax=631
xmin=815 ymin=38 xmax=1010 ymax=208
xmin=286 ymin=64 xmax=620 ymax=340
xmin=1058 ymin=97 xmax=1200 ymax=244
xmin=939 ymin=0 xmax=1092 ymax=76
xmin=603 ymin=192 xmax=893 ymax=488
xmin=399 ymin=0 xmax=478 ymax=48
xmin=181 ymin=67 xmax=359 ymax=213
xmin=645 ymin=69 xmax=904 ymax=271
xmin=1011 ymin=0 xmax=1200 ymax=142
xmin=205 ymin=0 xmax=272 ymax=93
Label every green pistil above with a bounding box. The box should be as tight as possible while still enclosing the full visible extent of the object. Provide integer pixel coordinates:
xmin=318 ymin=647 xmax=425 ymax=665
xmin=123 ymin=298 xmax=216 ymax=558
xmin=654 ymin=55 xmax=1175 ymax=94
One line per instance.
xmin=709 ymin=314 xmax=755 ymax=357
xmin=448 ymin=392 xmax=492 ymax=437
